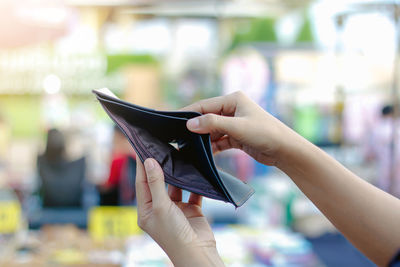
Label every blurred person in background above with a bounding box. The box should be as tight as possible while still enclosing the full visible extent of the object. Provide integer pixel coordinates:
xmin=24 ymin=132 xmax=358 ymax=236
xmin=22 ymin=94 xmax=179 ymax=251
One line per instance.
xmin=37 ymin=128 xmax=86 ymax=208
xmin=98 ymin=125 xmax=136 ymax=206
xmin=366 ymin=105 xmax=400 ymax=197
xmin=134 ymin=92 xmax=400 ymax=267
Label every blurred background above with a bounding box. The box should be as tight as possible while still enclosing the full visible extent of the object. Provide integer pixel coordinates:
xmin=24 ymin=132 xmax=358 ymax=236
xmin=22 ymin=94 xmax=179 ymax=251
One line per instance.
xmin=0 ymin=0 xmax=399 ymax=266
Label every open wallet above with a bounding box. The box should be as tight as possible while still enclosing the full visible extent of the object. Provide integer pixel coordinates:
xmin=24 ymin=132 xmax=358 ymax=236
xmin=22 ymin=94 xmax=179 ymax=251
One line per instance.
xmin=93 ymin=88 xmax=255 ymax=207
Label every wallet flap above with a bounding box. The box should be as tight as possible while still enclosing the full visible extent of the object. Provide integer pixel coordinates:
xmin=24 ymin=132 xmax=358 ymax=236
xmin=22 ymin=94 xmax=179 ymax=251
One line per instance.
xmin=217 ymin=170 xmax=255 ymax=207
xmin=93 ymin=88 xmax=201 ymax=119
xmin=95 ymin=88 xmax=119 ymax=99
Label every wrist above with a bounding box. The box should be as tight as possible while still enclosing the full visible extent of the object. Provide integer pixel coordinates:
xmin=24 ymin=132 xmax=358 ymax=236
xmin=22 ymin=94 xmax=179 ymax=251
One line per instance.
xmin=167 ymin=244 xmax=224 ymax=267
xmin=275 ymin=130 xmax=314 ymax=172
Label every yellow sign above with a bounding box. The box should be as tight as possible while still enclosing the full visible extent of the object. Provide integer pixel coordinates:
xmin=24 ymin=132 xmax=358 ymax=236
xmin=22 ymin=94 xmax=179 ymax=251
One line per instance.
xmin=88 ymin=206 xmax=140 ymax=240
xmin=51 ymin=249 xmax=87 ymax=264
xmin=0 ymin=201 xmax=21 ymax=234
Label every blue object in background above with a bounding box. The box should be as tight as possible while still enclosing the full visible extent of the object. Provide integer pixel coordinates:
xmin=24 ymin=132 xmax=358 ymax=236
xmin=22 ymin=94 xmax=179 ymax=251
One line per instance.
xmin=253 ymin=161 xmax=271 ymax=177
xmin=307 ymin=233 xmax=376 ymax=267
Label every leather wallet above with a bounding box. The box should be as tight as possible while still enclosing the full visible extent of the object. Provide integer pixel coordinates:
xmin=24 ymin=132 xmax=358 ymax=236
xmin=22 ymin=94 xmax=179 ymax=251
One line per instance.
xmin=93 ymin=88 xmax=254 ymax=207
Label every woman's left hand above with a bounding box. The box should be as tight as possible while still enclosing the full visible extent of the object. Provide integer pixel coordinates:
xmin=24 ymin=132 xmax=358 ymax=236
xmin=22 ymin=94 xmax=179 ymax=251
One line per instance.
xmin=135 ymin=157 xmax=224 ymax=267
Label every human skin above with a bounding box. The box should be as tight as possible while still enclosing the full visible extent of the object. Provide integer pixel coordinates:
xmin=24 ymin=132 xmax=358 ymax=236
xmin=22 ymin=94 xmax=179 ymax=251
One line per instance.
xmin=135 ymin=157 xmax=225 ymax=267
xmin=183 ymin=91 xmax=400 ymax=266
xmin=136 ymin=91 xmax=400 ymax=267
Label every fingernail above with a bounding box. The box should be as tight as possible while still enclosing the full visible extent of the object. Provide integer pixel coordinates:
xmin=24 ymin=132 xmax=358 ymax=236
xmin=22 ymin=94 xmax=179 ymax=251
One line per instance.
xmin=144 ymin=158 xmax=155 ymax=170
xmin=187 ymin=118 xmax=199 ymax=129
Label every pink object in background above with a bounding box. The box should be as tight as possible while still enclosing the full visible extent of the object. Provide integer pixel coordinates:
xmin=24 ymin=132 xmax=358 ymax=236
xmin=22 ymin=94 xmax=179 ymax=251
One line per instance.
xmin=0 ymin=1 xmax=71 ymax=49
xmin=367 ymin=116 xmax=400 ymax=198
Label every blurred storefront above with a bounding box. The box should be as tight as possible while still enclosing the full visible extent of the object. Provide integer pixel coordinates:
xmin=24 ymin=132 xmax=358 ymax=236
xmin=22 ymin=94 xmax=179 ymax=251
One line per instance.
xmin=0 ymin=0 xmax=399 ymax=266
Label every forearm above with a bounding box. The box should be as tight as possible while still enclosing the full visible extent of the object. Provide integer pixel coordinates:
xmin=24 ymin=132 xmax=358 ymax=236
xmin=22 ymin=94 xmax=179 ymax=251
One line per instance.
xmin=277 ymin=133 xmax=400 ymax=266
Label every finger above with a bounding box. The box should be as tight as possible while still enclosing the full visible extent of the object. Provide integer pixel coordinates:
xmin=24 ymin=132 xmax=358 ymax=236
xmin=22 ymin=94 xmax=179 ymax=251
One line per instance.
xmin=135 ymin=157 xmax=152 ymax=210
xmin=186 ymin=113 xmax=238 ymax=135
xmin=168 ymin=185 xmax=182 ymax=202
xmin=209 ymin=132 xmax=225 ymax=142
xmin=143 ymin=158 xmax=169 ymax=207
xmin=212 ymin=135 xmax=242 ymax=154
xmin=188 ymin=193 xmax=202 ymax=207
xmin=178 ymin=202 xmax=203 ymax=218
xmin=180 ymin=91 xmax=244 ymax=116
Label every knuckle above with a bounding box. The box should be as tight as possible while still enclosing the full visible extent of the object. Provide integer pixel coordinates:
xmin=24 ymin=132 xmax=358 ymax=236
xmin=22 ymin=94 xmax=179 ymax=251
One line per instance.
xmin=233 ymin=90 xmax=248 ymax=102
xmin=197 ymin=100 xmax=206 ymax=108
xmin=203 ymin=113 xmax=217 ymax=127
xmin=146 ymin=175 xmax=159 ymax=186
xmin=144 ymin=161 xmax=164 ymax=185
xmin=195 ymin=101 xmax=206 ymax=114
xmin=233 ymin=90 xmax=244 ymax=98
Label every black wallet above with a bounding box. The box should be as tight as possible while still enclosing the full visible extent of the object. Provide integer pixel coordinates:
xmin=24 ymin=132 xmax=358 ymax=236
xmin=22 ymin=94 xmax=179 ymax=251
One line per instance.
xmin=93 ymin=88 xmax=254 ymax=207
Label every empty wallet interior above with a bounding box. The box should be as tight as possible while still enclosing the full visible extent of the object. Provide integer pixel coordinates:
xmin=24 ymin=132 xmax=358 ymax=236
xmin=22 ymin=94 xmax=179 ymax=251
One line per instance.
xmin=98 ymin=97 xmax=228 ymax=202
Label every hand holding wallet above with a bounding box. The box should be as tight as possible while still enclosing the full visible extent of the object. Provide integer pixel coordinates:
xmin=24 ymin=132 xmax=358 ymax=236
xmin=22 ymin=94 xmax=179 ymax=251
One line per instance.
xmin=93 ymin=88 xmax=254 ymax=207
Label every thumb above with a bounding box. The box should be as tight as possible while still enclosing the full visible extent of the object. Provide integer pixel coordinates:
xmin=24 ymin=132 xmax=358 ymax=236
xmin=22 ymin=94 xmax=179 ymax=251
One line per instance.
xmin=144 ymin=158 xmax=169 ymax=208
xmin=186 ymin=114 xmax=235 ymax=135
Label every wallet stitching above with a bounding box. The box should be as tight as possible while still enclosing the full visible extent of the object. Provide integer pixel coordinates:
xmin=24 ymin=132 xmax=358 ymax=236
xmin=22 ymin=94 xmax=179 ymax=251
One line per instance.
xmin=96 ymin=95 xmax=199 ymax=121
xmin=163 ymin=175 xmax=226 ymax=201
xmin=194 ymin=134 xmax=233 ymax=202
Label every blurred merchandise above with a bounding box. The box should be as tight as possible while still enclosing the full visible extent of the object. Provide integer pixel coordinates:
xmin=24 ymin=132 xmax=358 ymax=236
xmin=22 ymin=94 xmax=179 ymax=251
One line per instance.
xmin=0 ymin=220 xmax=321 ymax=267
xmin=0 ymin=113 xmax=11 ymax=166
xmin=0 ymin=0 xmax=397 ymax=266
xmin=364 ymin=105 xmax=400 ymax=197
xmin=215 ymin=226 xmax=318 ymax=266
xmin=0 ymin=225 xmax=124 ymax=266
xmin=222 ymin=48 xmax=270 ymax=105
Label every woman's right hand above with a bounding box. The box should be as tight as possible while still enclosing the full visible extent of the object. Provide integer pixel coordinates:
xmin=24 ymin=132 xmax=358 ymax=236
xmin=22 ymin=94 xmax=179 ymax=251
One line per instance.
xmin=182 ymin=91 xmax=301 ymax=166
